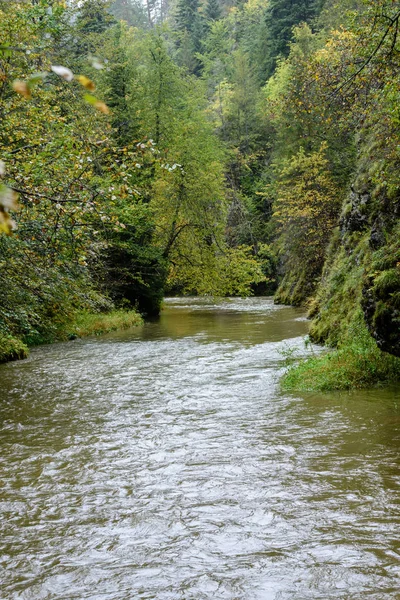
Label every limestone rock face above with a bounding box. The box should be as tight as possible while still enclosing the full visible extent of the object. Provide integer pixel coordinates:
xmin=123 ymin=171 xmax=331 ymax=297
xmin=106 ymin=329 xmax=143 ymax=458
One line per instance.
xmin=340 ymin=188 xmax=370 ymax=233
xmin=308 ymin=172 xmax=400 ymax=357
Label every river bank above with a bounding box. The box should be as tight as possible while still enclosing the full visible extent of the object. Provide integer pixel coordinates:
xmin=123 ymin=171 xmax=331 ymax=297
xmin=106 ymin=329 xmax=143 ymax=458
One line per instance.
xmin=0 ymin=309 xmax=143 ymax=364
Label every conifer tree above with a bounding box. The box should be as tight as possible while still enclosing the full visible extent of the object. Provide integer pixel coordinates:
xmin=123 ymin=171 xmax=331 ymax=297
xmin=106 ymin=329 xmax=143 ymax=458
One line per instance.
xmin=110 ymin=0 xmax=149 ymax=28
xmin=73 ymin=0 xmax=116 ymax=55
xmin=76 ymin=0 xmax=116 ymax=35
xmin=175 ymin=0 xmax=205 ymax=74
xmin=264 ymin=0 xmax=319 ymax=76
xmin=206 ymin=0 xmax=221 ymax=23
xmin=191 ymin=14 xmax=205 ymax=55
xmin=103 ymin=27 xmax=138 ymax=145
xmin=175 ymin=0 xmax=199 ymax=32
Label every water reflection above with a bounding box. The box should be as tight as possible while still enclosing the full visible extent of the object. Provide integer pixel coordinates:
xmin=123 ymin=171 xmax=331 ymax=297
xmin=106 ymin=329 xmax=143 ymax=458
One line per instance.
xmin=0 ymin=297 xmax=399 ymax=599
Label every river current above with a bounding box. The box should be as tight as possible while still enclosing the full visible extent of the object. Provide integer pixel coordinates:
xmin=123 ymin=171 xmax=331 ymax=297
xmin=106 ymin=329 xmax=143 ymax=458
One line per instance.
xmin=1 ymin=297 xmax=400 ymax=599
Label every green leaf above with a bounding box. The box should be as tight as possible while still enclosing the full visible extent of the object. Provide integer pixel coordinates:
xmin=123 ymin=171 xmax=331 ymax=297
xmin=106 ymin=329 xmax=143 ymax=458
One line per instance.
xmin=83 ymin=93 xmax=99 ymax=106
xmin=28 ymin=72 xmax=48 ymax=88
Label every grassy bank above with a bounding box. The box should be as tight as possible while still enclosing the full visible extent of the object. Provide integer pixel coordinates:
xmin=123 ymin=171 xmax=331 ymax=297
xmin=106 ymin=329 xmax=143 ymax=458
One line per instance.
xmin=282 ymin=324 xmax=400 ymax=392
xmin=64 ymin=309 xmax=143 ymax=339
xmin=0 ymin=309 xmax=143 ymax=365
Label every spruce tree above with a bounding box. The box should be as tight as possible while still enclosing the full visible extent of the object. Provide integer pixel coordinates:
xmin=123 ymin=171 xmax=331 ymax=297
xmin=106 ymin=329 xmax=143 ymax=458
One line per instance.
xmin=191 ymin=14 xmax=205 ymax=55
xmin=175 ymin=0 xmax=205 ymax=74
xmin=264 ymin=0 xmax=319 ymax=76
xmin=73 ymin=0 xmax=116 ymax=55
xmin=206 ymin=0 xmax=221 ymax=22
xmin=175 ymin=0 xmax=199 ymax=32
xmin=104 ymin=49 xmax=137 ymax=145
xmin=76 ymin=0 xmax=116 ymax=35
xmin=110 ymin=0 xmax=149 ymax=28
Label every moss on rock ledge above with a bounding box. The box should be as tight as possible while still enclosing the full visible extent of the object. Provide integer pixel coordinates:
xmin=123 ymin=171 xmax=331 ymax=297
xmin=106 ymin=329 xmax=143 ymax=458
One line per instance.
xmin=274 ymin=270 xmax=316 ymax=306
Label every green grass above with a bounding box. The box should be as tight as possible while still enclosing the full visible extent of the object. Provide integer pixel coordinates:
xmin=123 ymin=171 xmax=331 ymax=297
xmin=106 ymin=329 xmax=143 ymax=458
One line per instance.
xmin=282 ymin=328 xmax=400 ymax=392
xmin=65 ymin=309 xmax=143 ymax=339
xmin=0 ymin=334 xmax=29 ymax=364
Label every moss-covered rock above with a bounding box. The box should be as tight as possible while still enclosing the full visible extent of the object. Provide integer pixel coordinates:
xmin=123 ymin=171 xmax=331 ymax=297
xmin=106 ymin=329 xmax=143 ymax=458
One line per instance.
xmin=340 ymin=187 xmax=370 ymax=233
xmin=308 ymin=230 xmax=370 ymax=346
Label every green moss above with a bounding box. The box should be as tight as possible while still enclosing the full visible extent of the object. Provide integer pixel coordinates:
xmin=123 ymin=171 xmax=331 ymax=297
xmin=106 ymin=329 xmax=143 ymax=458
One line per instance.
xmin=308 ymin=232 xmax=370 ymax=346
xmin=282 ymin=316 xmax=400 ymax=392
xmin=0 ymin=335 xmax=29 ymax=364
xmin=373 ymin=268 xmax=400 ymax=295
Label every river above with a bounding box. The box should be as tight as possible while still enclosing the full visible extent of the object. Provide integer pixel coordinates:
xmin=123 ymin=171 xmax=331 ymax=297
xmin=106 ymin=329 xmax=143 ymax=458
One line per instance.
xmin=1 ymin=297 xmax=400 ymax=599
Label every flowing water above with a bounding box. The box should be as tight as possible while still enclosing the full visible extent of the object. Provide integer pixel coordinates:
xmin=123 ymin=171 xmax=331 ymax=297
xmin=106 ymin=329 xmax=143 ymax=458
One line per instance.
xmin=1 ymin=297 xmax=400 ymax=600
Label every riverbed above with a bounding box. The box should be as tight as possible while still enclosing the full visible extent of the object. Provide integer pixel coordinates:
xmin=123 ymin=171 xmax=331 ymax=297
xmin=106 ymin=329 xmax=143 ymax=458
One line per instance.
xmin=1 ymin=297 xmax=399 ymax=599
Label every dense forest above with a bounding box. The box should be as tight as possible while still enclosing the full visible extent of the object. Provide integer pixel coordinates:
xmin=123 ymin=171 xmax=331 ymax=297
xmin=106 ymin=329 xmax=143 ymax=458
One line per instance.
xmin=1 ymin=0 xmax=399 ymax=389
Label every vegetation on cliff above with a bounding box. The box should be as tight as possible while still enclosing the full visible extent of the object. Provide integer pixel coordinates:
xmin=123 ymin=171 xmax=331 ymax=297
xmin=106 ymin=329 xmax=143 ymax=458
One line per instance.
xmin=277 ymin=1 xmax=400 ymax=389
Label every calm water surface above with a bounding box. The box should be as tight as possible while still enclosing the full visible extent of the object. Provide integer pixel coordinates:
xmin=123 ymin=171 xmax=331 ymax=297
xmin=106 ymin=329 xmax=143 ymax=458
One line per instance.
xmin=1 ymin=297 xmax=400 ymax=599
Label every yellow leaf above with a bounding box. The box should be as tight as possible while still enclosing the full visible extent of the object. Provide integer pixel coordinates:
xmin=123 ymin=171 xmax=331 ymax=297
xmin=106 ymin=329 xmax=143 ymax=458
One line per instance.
xmin=12 ymin=80 xmax=31 ymax=99
xmin=0 ymin=185 xmax=19 ymax=211
xmin=77 ymin=75 xmax=96 ymax=91
xmin=95 ymin=101 xmax=109 ymax=115
xmin=0 ymin=210 xmax=16 ymax=235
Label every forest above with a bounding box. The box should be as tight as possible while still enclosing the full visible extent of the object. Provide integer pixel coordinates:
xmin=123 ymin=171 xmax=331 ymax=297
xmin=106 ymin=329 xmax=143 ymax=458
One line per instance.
xmin=1 ymin=0 xmax=400 ymax=390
